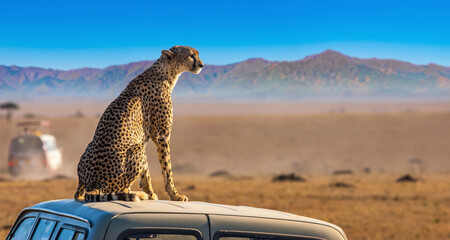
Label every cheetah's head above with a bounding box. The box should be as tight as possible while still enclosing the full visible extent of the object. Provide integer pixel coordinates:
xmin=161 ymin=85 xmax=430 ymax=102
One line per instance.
xmin=161 ymin=46 xmax=204 ymax=75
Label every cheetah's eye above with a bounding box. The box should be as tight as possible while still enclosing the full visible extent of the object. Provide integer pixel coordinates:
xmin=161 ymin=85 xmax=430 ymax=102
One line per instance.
xmin=190 ymin=54 xmax=195 ymax=59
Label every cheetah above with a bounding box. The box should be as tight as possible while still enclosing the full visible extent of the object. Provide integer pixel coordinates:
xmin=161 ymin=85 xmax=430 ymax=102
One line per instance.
xmin=74 ymin=46 xmax=204 ymax=202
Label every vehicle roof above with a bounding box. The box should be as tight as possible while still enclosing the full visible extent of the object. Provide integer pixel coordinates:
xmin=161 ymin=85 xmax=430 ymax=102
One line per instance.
xmin=11 ymin=134 xmax=55 ymax=141
xmin=17 ymin=121 xmax=51 ymax=127
xmin=28 ymin=199 xmax=342 ymax=231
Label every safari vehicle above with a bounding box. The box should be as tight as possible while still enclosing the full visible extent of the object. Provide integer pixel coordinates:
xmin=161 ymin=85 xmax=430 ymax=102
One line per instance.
xmin=7 ymin=200 xmax=347 ymax=240
xmin=7 ymin=121 xmax=62 ymax=177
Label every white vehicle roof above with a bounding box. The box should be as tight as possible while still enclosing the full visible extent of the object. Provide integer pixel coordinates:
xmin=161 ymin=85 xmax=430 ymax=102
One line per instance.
xmin=23 ymin=199 xmax=346 ymax=239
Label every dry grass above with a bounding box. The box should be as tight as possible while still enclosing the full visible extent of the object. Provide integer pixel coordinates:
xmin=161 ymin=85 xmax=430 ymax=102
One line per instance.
xmin=0 ymin=174 xmax=449 ymax=240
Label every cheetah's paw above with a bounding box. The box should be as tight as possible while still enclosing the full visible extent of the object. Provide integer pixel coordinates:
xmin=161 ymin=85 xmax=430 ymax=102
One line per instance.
xmin=149 ymin=192 xmax=159 ymax=200
xmin=135 ymin=192 xmax=149 ymax=201
xmin=172 ymin=194 xmax=188 ymax=202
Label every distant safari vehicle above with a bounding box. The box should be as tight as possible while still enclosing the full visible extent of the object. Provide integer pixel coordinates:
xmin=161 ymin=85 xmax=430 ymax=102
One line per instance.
xmin=7 ymin=199 xmax=347 ymax=240
xmin=7 ymin=121 xmax=62 ymax=177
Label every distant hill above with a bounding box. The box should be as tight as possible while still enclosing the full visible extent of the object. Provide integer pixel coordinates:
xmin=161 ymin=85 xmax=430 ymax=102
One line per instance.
xmin=1 ymin=50 xmax=450 ymax=101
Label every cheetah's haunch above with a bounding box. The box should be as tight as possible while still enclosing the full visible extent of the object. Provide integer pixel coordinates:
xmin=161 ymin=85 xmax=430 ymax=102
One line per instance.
xmin=74 ymin=46 xmax=204 ymax=202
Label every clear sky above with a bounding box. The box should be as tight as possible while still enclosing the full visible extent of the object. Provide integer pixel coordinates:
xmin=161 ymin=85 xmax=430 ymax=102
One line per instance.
xmin=0 ymin=0 xmax=449 ymax=69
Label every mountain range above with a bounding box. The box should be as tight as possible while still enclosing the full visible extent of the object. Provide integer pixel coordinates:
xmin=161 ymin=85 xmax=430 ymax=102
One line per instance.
xmin=1 ymin=50 xmax=450 ymax=102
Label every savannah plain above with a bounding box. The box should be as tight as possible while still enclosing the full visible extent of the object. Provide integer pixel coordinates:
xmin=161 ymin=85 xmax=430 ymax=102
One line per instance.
xmin=0 ymin=102 xmax=449 ymax=239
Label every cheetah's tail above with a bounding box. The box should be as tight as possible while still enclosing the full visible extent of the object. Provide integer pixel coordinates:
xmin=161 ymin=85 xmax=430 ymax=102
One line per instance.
xmin=84 ymin=192 xmax=139 ymax=202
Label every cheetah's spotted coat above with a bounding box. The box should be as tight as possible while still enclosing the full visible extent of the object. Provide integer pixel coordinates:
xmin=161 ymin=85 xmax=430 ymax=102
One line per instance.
xmin=74 ymin=46 xmax=204 ymax=202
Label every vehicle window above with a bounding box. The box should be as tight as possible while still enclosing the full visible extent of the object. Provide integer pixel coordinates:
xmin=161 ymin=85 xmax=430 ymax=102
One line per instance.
xmin=122 ymin=233 xmax=197 ymax=240
xmin=58 ymin=229 xmax=75 ymax=239
xmin=57 ymin=228 xmax=85 ymax=240
xmin=11 ymin=137 xmax=43 ymax=153
xmin=10 ymin=217 xmax=35 ymax=240
xmin=74 ymin=232 xmax=85 ymax=240
xmin=31 ymin=218 xmax=57 ymax=240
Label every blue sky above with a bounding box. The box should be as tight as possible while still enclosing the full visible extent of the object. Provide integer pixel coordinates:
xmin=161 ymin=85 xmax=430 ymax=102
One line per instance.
xmin=0 ymin=0 xmax=449 ymax=69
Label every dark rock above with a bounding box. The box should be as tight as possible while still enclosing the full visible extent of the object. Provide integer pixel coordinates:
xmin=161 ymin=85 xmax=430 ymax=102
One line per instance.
xmin=396 ymin=174 xmax=419 ymax=182
xmin=1 ymin=224 xmax=12 ymax=230
xmin=272 ymin=173 xmax=306 ymax=182
xmin=330 ymin=182 xmax=354 ymax=188
xmin=43 ymin=174 xmax=71 ymax=182
xmin=0 ymin=176 xmax=10 ymax=182
xmin=333 ymin=169 xmax=353 ymax=175
xmin=209 ymin=170 xmax=231 ymax=177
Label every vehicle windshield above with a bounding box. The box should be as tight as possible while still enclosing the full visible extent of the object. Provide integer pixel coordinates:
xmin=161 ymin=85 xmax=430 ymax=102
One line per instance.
xmin=10 ymin=137 xmax=43 ymax=153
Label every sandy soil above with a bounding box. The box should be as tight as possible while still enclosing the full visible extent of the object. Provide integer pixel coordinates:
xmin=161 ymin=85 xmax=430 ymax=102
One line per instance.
xmin=0 ymin=174 xmax=449 ymax=240
xmin=0 ymin=104 xmax=449 ymax=239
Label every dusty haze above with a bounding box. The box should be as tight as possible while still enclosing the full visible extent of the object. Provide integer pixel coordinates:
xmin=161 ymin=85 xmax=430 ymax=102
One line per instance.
xmin=1 ymin=102 xmax=450 ymax=240
xmin=1 ymin=102 xmax=450 ymax=176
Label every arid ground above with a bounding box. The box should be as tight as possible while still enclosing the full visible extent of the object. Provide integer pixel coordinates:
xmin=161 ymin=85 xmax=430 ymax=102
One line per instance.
xmin=0 ymin=175 xmax=449 ymax=240
xmin=2 ymin=107 xmax=450 ymax=175
xmin=0 ymin=103 xmax=450 ymax=239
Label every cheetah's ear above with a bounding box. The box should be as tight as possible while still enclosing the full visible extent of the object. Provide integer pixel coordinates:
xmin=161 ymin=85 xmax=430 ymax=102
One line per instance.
xmin=161 ymin=50 xmax=174 ymax=60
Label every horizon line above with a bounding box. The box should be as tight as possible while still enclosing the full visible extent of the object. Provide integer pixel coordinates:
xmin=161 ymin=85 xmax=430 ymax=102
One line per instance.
xmin=1 ymin=49 xmax=449 ymax=71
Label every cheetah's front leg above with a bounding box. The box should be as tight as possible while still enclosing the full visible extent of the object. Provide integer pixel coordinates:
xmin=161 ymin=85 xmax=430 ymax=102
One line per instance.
xmin=139 ymin=162 xmax=159 ymax=200
xmin=154 ymin=138 xmax=188 ymax=201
